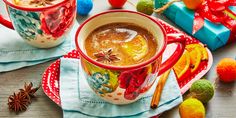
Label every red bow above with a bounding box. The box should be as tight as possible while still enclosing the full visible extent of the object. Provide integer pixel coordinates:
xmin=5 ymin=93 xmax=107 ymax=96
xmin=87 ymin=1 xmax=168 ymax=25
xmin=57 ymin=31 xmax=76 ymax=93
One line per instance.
xmin=192 ymin=0 xmax=236 ymax=34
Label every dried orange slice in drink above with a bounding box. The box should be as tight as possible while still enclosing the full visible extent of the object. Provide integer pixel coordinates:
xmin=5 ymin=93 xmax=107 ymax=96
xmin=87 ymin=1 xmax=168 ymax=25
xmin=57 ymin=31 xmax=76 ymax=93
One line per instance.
xmin=173 ymin=51 xmax=191 ymax=81
xmin=13 ymin=0 xmax=20 ymax=4
xmin=121 ymin=35 xmax=148 ymax=61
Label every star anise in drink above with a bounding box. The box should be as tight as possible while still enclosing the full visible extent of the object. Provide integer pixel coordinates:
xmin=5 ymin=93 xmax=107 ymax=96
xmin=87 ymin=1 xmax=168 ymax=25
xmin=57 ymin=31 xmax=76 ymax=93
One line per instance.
xmin=8 ymin=92 xmax=30 ymax=112
xmin=30 ymin=0 xmax=55 ymax=6
xmin=19 ymin=82 xmax=40 ymax=102
xmin=94 ymin=49 xmax=120 ymax=63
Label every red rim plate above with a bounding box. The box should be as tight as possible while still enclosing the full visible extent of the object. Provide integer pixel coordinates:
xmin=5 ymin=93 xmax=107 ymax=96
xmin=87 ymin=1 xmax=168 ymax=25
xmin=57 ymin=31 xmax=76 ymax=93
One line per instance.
xmin=42 ymin=19 xmax=213 ymax=106
xmin=42 ymin=50 xmax=80 ymax=105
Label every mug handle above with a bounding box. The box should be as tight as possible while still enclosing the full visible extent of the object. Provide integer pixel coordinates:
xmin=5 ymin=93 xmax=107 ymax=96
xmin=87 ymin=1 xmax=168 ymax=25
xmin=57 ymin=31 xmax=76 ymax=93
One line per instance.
xmin=0 ymin=14 xmax=14 ymax=29
xmin=157 ymin=33 xmax=186 ymax=76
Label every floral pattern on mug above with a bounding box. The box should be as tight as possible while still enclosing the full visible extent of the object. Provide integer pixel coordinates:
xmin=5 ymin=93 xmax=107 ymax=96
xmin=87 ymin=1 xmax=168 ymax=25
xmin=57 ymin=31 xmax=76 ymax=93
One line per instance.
xmin=118 ymin=67 xmax=150 ymax=100
xmin=139 ymin=61 xmax=161 ymax=93
xmin=8 ymin=7 xmax=42 ymax=41
xmin=118 ymin=62 xmax=159 ymax=100
xmin=40 ymin=0 xmax=76 ymax=38
xmin=88 ymin=72 xmax=114 ymax=96
xmin=82 ymin=60 xmax=119 ymax=97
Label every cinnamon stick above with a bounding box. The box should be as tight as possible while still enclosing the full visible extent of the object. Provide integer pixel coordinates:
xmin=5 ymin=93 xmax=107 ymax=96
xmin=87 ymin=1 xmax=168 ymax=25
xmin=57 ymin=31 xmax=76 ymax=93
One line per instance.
xmin=150 ymin=70 xmax=171 ymax=109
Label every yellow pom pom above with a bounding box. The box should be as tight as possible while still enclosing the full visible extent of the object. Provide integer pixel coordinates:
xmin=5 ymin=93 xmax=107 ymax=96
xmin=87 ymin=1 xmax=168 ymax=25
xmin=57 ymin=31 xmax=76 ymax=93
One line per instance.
xmin=179 ymin=98 xmax=205 ymax=118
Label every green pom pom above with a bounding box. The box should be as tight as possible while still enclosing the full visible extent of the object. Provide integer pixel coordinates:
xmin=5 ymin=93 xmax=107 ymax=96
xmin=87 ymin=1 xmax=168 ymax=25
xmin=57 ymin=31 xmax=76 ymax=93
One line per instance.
xmin=136 ymin=0 xmax=154 ymax=15
xmin=190 ymin=79 xmax=214 ymax=103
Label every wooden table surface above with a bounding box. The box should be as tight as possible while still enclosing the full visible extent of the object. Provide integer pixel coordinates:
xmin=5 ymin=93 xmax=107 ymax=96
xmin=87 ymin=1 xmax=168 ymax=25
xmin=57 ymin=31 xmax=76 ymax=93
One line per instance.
xmin=0 ymin=0 xmax=236 ymax=118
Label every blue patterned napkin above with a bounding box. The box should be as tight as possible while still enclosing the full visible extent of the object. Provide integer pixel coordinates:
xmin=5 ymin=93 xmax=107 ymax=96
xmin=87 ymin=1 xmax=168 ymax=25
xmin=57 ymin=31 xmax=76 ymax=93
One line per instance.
xmin=59 ymin=58 xmax=183 ymax=118
xmin=0 ymin=21 xmax=79 ymax=72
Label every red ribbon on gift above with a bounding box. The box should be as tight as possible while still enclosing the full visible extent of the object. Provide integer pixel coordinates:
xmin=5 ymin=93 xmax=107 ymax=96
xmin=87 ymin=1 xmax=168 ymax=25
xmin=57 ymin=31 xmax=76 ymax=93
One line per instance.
xmin=193 ymin=0 xmax=236 ymax=43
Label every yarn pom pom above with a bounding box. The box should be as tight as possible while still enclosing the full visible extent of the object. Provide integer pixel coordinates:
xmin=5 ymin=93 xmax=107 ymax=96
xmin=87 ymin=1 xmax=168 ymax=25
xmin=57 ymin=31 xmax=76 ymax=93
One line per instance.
xmin=77 ymin=0 xmax=93 ymax=16
xmin=136 ymin=0 xmax=154 ymax=15
xmin=216 ymin=58 xmax=236 ymax=82
xmin=108 ymin=0 xmax=127 ymax=8
xmin=179 ymin=98 xmax=205 ymax=118
xmin=190 ymin=79 xmax=214 ymax=103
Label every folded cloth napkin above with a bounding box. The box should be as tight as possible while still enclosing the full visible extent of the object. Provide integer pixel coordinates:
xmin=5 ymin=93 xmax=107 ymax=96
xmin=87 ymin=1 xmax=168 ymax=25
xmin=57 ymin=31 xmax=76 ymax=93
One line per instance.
xmin=59 ymin=58 xmax=183 ymax=118
xmin=0 ymin=21 xmax=79 ymax=72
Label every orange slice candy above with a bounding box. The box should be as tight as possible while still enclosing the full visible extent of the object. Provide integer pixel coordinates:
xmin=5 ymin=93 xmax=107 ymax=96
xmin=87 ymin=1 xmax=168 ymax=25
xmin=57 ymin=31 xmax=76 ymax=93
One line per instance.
xmin=173 ymin=51 xmax=191 ymax=82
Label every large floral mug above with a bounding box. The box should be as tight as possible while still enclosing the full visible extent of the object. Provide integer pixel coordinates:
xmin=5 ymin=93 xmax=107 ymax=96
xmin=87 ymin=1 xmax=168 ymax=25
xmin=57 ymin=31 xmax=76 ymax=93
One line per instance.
xmin=75 ymin=10 xmax=186 ymax=105
xmin=0 ymin=0 xmax=76 ymax=48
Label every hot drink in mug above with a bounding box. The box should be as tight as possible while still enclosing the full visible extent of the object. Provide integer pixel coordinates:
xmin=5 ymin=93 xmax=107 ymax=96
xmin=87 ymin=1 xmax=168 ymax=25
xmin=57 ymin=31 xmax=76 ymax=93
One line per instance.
xmin=75 ymin=10 xmax=186 ymax=104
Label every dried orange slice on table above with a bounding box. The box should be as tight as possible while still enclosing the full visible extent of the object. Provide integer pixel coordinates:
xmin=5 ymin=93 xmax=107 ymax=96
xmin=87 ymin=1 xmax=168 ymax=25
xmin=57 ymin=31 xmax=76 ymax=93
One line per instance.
xmin=186 ymin=44 xmax=208 ymax=61
xmin=186 ymin=44 xmax=208 ymax=74
xmin=188 ymin=47 xmax=202 ymax=73
xmin=173 ymin=51 xmax=191 ymax=82
xmin=173 ymin=43 xmax=209 ymax=81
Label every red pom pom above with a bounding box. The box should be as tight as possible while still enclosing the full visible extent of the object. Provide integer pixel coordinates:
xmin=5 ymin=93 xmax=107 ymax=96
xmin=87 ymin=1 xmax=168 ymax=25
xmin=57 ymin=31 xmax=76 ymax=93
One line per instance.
xmin=216 ymin=58 xmax=236 ymax=82
xmin=108 ymin=0 xmax=127 ymax=8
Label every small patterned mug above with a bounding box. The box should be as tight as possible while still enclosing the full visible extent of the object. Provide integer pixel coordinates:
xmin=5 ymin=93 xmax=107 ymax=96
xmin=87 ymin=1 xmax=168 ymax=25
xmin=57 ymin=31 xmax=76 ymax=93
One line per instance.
xmin=75 ymin=10 xmax=186 ymax=105
xmin=0 ymin=0 xmax=76 ymax=48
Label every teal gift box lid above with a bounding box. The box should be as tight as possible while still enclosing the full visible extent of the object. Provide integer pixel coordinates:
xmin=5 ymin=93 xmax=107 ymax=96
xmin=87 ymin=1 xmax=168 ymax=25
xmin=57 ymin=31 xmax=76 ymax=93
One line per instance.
xmin=155 ymin=0 xmax=236 ymax=50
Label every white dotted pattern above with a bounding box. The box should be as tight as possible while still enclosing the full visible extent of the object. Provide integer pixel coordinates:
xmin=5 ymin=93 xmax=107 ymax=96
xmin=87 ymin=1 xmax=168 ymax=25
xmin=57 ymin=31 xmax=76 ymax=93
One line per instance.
xmin=42 ymin=49 xmax=80 ymax=106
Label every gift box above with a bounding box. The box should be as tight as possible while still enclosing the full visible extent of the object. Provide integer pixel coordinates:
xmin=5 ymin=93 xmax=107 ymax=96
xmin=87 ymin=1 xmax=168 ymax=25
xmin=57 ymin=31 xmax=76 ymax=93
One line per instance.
xmin=155 ymin=0 xmax=236 ymax=50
